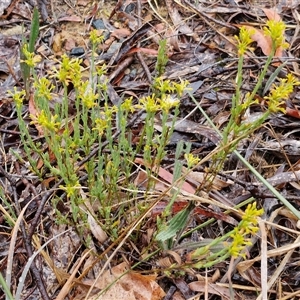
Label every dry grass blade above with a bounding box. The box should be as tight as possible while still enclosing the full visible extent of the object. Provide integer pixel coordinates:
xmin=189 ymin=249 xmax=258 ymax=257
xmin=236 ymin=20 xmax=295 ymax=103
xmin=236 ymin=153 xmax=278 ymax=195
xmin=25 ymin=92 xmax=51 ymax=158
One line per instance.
xmin=56 ymin=249 xmax=93 ymax=300
xmin=259 ymin=220 xmax=268 ymax=300
xmin=15 ymin=228 xmax=72 ymax=299
xmin=256 ymin=235 xmax=300 ymax=300
xmin=5 ymin=199 xmax=33 ymax=300
xmin=32 ymin=234 xmax=71 ymax=285
xmin=237 ymin=235 xmax=300 ymax=273
xmin=84 ymin=198 xmax=162 ymax=300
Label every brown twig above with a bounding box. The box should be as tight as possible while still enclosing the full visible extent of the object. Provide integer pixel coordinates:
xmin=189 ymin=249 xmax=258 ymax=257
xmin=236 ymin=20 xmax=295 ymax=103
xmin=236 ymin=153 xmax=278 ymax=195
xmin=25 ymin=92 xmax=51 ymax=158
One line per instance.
xmin=0 ymin=0 xmax=20 ymax=20
xmin=136 ymin=0 xmax=152 ymax=83
xmin=0 ymin=164 xmax=50 ymax=300
xmin=108 ymin=56 xmax=134 ymax=82
xmin=177 ymin=0 xmax=237 ymax=31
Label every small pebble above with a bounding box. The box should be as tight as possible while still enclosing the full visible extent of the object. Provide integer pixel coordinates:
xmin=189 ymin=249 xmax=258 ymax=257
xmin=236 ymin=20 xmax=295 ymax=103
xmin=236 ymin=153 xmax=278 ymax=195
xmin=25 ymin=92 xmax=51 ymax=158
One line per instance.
xmin=92 ymin=19 xmax=106 ymax=30
xmin=70 ymin=47 xmax=85 ymax=57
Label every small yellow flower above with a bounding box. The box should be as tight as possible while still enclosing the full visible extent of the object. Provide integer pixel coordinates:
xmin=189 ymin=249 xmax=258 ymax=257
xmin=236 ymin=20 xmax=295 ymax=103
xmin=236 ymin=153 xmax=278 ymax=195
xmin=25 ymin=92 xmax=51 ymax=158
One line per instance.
xmin=103 ymin=103 xmax=118 ymax=119
xmin=184 ymin=153 xmax=200 ymax=168
xmin=77 ymin=82 xmax=98 ymax=109
xmin=21 ymin=44 xmax=42 ymax=67
xmin=121 ymin=97 xmax=135 ymax=113
xmin=54 ymin=54 xmax=82 ymax=86
xmin=93 ymin=117 xmax=108 ymax=135
xmin=228 ymin=202 xmax=263 ymax=258
xmin=173 ymin=79 xmax=191 ymax=97
xmin=159 ymin=94 xmax=180 ymax=112
xmin=265 ymin=74 xmax=300 ymax=113
xmin=10 ymin=87 xmax=26 ymax=109
xmin=153 ymin=78 xmax=174 ymax=94
xmin=137 ymin=95 xmax=160 ymax=113
xmin=60 ymin=181 xmax=81 ymax=197
xmin=34 ymin=78 xmax=54 ymax=101
xmin=31 ymin=110 xmax=61 ymax=132
xmin=90 ymin=29 xmax=104 ymax=45
xmin=235 ymin=27 xmax=254 ymax=56
xmin=229 ymin=230 xmax=248 ymax=258
xmin=97 ymin=64 xmax=107 ymax=77
xmin=264 ymin=20 xmax=289 ymax=50
xmin=241 ymin=202 xmax=263 ymax=228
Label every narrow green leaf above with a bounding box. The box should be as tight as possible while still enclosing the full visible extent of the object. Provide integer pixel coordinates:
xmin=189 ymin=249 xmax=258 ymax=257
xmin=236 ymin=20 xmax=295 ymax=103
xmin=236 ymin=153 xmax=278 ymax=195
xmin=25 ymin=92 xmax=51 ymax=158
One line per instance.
xmin=20 ymin=7 xmax=39 ymax=96
xmin=155 ymin=39 xmax=168 ymax=77
xmin=0 ymin=272 xmax=14 ymax=300
xmin=263 ymin=61 xmax=287 ymax=96
xmin=28 ymin=7 xmax=40 ymax=53
xmin=156 ymin=203 xmax=193 ymax=242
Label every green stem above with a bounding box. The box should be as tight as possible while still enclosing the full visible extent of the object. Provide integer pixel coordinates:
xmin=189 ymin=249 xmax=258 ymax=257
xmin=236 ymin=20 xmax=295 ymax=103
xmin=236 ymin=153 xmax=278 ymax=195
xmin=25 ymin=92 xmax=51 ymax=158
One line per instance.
xmin=248 ymin=48 xmax=275 ymax=103
xmin=188 ymin=91 xmax=300 ymax=220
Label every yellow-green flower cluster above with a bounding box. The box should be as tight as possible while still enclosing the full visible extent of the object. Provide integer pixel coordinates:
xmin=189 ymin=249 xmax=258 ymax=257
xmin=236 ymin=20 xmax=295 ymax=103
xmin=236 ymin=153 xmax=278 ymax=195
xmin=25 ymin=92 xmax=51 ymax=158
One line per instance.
xmin=78 ymin=81 xmax=99 ymax=109
xmin=264 ymin=20 xmax=289 ymax=50
xmin=138 ymin=94 xmax=180 ymax=113
xmin=239 ymin=92 xmax=258 ymax=112
xmin=138 ymin=94 xmax=161 ymax=113
xmin=184 ymin=153 xmax=200 ymax=168
xmin=90 ymin=29 xmax=105 ymax=45
xmin=60 ymin=180 xmax=81 ymax=197
xmin=265 ymin=74 xmax=300 ymax=113
xmin=136 ymin=78 xmax=190 ymax=113
xmin=96 ymin=64 xmax=107 ymax=78
xmin=93 ymin=104 xmax=117 ymax=135
xmin=93 ymin=116 xmax=108 ymax=136
xmin=121 ymin=97 xmax=135 ymax=113
xmin=104 ymin=103 xmax=118 ymax=118
xmin=229 ymin=202 xmax=263 ymax=258
xmin=173 ymin=79 xmax=191 ymax=97
xmin=160 ymin=95 xmax=180 ymax=113
xmin=54 ymin=54 xmax=82 ymax=87
xmin=33 ymin=77 xmax=54 ymax=101
xmin=31 ymin=110 xmax=61 ymax=132
xmin=229 ymin=228 xmax=252 ymax=258
xmin=10 ymin=88 xmax=26 ymax=109
xmin=235 ymin=27 xmax=254 ymax=56
xmin=153 ymin=78 xmax=174 ymax=95
xmin=240 ymin=202 xmax=263 ymax=233
xmin=21 ymin=44 xmax=42 ymax=67
xmin=153 ymin=78 xmax=190 ymax=98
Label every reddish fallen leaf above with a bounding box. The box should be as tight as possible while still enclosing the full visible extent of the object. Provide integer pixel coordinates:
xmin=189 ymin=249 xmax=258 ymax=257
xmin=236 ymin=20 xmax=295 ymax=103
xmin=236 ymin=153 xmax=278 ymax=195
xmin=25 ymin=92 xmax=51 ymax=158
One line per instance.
xmin=151 ymin=201 xmax=238 ymax=226
xmin=108 ymin=22 xmax=152 ymax=66
xmin=237 ymin=8 xmax=287 ymax=61
xmin=240 ymin=25 xmax=272 ymax=56
xmin=77 ymin=0 xmax=91 ymax=6
xmin=125 ymin=47 xmax=159 ymax=57
xmin=111 ymin=28 xmax=131 ymax=39
xmin=58 ymin=15 xmax=82 ymax=22
xmin=134 ymin=157 xmax=196 ymax=194
xmin=262 ymin=8 xmax=281 ymax=22
xmin=28 ymin=93 xmax=44 ymax=136
xmin=64 ymin=38 xmax=76 ymax=51
xmin=285 ymin=107 xmax=300 ymax=119
xmin=134 ymin=170 xmax=169 ymax=192
xmin=41 ymin=177 xmax=56 ymax=188
xmin=109 ymin=0 xmax=123 ymax=20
